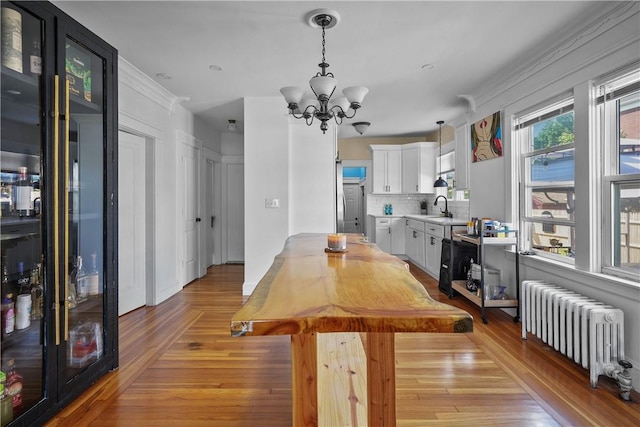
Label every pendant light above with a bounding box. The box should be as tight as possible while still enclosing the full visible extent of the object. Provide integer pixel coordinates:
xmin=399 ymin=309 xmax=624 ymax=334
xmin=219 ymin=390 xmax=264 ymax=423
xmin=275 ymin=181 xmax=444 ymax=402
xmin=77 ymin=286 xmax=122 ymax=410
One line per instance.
xmin=433 ymin=120 xmax=448 ymax=188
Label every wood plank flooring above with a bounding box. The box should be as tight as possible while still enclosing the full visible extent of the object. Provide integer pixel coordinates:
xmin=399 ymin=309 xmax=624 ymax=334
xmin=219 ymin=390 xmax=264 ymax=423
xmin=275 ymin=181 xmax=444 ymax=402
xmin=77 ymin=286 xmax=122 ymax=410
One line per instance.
xmin=44 ymin=263 xmax=639 ymax=426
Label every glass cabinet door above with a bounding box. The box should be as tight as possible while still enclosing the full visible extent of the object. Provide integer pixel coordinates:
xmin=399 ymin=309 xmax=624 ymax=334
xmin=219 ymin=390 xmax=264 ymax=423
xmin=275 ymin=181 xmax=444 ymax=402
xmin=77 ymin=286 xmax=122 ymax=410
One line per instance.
xmin=0 ymin=3 xmax=46 ymax=420
xmin=61 ymin=37 xmax=106 ymax=383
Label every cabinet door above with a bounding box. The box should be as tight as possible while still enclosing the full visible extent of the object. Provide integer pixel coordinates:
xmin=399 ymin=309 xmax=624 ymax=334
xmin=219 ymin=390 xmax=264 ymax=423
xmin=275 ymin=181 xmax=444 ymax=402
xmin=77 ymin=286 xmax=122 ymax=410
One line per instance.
xmin=390 ymin=218 xmax=405 ymax=255
xmin=455 ymin=123 xmax=470 ymax=190
xmin=415 ymin=230 xmax=426 ymax=268
xmin=56 ymin=15 xmax=118 ymax=400
xmin=386 ymin=149 xmax=402 ymax=193
xmin=372 ymin=151 xmax=387 ymax=193
xmin=375 ymin=225 xmax=391 ymax=253
xmin=426 ymin=234 xmax=443 ymax=276
xmin=0 ymin=2 xmax=53 ymax=418
xmin=416 ymin=145 xmax=437 ymax=194
xmin=402 ymin=147 xmax=419 ymax=193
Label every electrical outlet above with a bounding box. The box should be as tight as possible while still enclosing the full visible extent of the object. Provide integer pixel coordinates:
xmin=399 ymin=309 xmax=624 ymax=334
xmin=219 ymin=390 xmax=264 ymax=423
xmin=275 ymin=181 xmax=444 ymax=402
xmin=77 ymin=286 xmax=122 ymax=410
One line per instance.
xmin=265 ymin=198 xmax=279 ymax=208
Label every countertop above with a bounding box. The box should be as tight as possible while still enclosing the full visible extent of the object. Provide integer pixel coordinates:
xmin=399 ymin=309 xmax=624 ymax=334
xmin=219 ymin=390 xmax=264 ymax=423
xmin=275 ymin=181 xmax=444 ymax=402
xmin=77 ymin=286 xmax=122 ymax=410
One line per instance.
xmin=231 ymin=233 xmax=472 ymax=336
xmin=369 ymin=214 xmax=468 ymax=226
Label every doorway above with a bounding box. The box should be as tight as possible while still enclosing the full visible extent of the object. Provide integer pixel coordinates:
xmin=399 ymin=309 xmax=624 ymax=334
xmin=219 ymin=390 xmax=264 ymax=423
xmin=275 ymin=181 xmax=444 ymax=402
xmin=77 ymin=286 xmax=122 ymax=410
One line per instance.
xmin=343 ymin=182 xmax=364 ymax=234
xmin=118 ymin=131 xmax=147 ymax=315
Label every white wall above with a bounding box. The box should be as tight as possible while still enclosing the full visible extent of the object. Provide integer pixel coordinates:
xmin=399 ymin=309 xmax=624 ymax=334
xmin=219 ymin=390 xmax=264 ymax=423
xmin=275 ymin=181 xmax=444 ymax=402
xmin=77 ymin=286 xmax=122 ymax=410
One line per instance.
xmin=289 ymin=122 xmax=336 ymax=235
xmin=118 ymin=57 xmax=221 ymax=305
xmin=244 ymin=97 xmax=290 ymax=294
xmin=450 ymin=3 xmax=640 ymax=389
xmin=243 ymin=98 xmax=337 ymax=295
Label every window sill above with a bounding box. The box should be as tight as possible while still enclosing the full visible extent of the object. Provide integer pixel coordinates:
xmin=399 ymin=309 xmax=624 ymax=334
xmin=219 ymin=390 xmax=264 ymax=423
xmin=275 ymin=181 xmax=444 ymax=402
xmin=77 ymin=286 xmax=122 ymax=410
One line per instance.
xmin=505 ymin=249 xmax=639 ymax=299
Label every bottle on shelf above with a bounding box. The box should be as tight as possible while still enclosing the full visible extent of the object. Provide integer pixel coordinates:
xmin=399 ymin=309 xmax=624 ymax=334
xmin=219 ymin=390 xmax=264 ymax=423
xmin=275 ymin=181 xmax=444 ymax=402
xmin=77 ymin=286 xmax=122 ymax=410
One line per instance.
xmin=1 ymin=293 xmax=15 ymax=338
xmin=30 ymin=262 xmax=43 ymax=320
xmin=1 ymin=6 xmax=23 ymax=73
xmin=29 ymin=38 xmax=41 ymax=76
xmin=88 ymin=252 xmax=100 ymax=296
xmin=76 ymin=256 xmax=88 ymax=303
xmin=0 ymin=370 xmax=13 ymax=426
xmin=14 ymin=167 xmax=34 ymax=217
xmin=1 ymin=261 xmax=8 ymax=293
xmin=3 ymin=359 xmax=23 ymax=411
xmin=67 ymin=258 xmax=78 ymax=309
xmin=16 ymin=262 xmax=30 ymax=295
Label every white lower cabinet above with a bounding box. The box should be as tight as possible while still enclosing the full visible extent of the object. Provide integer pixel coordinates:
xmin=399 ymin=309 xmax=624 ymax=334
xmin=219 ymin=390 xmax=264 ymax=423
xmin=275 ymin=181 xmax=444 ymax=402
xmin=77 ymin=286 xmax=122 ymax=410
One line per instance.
xmin=375 ymin=217 xmax=405 ymax=255
xmin=390 ymin=218 xmax=405 ymax=255
xmin=406 ymin=219 xmax=426 ymax=268
xmin=425 ymin=224 xmax=444 ymax=277
xmin=375 ymin=217 xmax=391 ymax=253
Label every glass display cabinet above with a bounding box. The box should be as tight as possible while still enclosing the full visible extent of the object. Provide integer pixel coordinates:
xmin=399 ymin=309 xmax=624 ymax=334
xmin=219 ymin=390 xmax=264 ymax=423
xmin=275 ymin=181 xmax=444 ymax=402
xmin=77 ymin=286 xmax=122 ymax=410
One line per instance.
xmin=1 ymin=1 xmax=118 ymax=425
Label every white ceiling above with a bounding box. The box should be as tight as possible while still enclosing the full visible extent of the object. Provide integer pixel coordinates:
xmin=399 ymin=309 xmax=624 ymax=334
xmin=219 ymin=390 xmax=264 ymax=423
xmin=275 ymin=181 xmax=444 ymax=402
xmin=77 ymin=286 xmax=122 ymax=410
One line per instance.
xmin=52 ymin=1 xmax=610 ymax=138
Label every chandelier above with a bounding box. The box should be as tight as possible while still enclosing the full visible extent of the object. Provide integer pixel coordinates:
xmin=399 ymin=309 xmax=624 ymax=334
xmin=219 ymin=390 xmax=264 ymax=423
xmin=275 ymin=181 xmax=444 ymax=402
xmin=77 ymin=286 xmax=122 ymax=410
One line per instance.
xmin=280 ymin=9 xmax=369 ymax=134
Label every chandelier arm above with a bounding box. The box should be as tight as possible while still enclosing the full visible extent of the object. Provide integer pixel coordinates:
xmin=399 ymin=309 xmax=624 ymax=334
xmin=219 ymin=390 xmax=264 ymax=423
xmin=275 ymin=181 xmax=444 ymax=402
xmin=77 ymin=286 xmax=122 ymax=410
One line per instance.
xmin=330 ymin=105 xmax=358 ymax=119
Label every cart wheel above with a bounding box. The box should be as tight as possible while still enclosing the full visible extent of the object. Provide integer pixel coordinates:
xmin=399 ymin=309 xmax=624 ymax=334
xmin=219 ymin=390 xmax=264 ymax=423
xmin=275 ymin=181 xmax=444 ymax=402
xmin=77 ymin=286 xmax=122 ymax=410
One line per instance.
xmin=513 ymin=316 xmax=520 ymax=323
xmin=482 ymin=316 xmax=488 ymax=324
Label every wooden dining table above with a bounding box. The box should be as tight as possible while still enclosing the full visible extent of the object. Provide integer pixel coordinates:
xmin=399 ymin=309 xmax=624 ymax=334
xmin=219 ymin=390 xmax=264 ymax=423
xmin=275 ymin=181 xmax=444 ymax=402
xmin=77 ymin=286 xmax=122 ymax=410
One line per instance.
xmin=231 ymin=233 xmax=473 ymax=426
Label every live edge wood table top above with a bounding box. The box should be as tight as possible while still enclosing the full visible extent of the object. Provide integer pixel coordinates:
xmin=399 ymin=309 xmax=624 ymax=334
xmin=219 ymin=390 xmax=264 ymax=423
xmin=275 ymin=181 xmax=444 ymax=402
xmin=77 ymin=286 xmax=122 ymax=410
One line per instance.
xmin=231 ymin=233 xmax=473 ymax=426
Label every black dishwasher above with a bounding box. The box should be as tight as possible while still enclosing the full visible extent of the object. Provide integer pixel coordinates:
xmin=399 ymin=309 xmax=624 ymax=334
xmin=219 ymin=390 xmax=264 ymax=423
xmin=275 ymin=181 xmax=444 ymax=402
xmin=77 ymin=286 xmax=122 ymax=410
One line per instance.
xmin=438 ymin=238 xmax=477 ymax=297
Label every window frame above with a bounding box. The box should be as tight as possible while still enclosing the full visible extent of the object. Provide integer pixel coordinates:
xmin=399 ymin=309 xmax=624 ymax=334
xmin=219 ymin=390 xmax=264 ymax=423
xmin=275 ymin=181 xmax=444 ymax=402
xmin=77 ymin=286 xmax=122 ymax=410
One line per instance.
xmin=516 ymin=95 xmax=576 ymax=263
xmin=597 ymin=64 xmax=640 ymax=281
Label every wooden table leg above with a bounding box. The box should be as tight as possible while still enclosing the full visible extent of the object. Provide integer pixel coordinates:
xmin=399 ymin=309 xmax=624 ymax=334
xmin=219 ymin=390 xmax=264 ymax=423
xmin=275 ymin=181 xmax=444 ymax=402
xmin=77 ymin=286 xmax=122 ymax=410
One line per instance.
xmin=291 ymin=333 xmax=318 ymax=427
xmin=366 ymin=332 xmax=396 ymax=426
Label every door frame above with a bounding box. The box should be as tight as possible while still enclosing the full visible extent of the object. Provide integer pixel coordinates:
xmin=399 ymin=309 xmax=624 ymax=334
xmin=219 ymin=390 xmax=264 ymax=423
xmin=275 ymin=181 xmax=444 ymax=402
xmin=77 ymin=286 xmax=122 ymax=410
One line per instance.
xmin=118 ymin=122 xmax=156 ymax=306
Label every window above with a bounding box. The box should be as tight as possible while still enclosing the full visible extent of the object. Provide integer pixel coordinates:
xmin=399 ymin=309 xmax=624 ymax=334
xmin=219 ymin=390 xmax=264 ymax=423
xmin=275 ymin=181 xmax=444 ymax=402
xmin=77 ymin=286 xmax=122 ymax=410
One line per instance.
xmin=598 ymin=66 xmax=640 ymax=279
xmin=516 ymin=97 xmax=575 ymax=260
xmin=438 ymin=147 xmax=469 ymax=201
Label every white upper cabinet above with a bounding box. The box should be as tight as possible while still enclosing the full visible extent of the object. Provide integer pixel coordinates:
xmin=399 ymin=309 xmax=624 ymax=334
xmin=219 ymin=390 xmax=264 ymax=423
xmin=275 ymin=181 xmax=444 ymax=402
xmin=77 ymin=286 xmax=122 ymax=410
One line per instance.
xmin=401 ymin=142 xmax=437 ymax=194
xmin=455 ymin=123 xmax=471 ymax=190
xmin=371 ymin=145 xmax=403 ymax=193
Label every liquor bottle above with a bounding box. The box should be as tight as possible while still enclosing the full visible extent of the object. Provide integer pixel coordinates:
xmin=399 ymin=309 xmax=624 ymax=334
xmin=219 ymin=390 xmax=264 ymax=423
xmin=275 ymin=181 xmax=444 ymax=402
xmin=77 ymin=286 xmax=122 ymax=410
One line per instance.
xmin=3 ymin=359 xmax=22 ymax=410
xmin=88 ymin=252 xmax=100 ymax=296
xmin=16 ymin=262 xmax=29 ymax=295
xmin=29 ymin=38 xmax=41 ymax=75
xmin=1 ymin=7 xmax=23 ymax=73
xmin=13 ymin=167 xmax=33 ymax=217
xmin=76 ymin=256 xmax=88 ymax=303
xmin=1 ymin=294 xmax=14 ymax=338
xmin=0 ymin=370 xmax=13 ymax=426
xmin=67 ymin=258 xmax=78 ymax=309
xmin=30 ymin=262 xmax=43 ymax=320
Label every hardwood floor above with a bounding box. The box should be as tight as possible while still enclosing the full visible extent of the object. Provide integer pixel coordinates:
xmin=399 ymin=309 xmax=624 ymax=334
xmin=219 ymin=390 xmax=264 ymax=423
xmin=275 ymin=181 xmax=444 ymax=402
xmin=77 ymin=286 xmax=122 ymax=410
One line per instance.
xmin=44 ymin=263 xmax=639 ymax=426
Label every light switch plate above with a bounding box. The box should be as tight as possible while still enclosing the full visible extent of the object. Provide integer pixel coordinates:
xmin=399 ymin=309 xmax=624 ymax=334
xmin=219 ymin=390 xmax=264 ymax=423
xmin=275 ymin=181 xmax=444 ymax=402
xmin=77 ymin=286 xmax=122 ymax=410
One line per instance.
xmin=265 ymin=198 xmax=279 ymax=208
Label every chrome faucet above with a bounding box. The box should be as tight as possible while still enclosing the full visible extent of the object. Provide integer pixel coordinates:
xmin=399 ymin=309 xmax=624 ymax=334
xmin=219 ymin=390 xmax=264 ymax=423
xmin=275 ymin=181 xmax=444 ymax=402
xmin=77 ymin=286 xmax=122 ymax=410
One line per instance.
xmin=434 ymin=195 xmax=451 ymax=218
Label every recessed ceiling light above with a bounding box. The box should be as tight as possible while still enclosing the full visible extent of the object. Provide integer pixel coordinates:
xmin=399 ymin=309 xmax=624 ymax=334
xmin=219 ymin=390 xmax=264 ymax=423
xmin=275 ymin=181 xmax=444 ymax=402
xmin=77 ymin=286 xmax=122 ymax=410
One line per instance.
xmin=421 ymin=64 xmax=434 ymax=70
xmin=209 ymin=64 xmax=223 ymax=71
xmin=156 ymin=73 xmax=172 ymax=80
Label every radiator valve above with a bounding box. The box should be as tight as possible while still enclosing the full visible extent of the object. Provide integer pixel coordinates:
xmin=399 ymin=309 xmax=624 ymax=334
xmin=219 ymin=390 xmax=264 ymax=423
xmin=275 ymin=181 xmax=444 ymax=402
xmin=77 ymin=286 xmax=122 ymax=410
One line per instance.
xmin=604 ymin=360 xmax=633 ymax=401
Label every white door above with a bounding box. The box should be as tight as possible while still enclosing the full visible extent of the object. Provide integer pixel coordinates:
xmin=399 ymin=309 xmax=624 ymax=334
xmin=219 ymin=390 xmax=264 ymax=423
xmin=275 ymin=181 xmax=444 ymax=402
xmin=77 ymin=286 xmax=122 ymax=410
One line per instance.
xmin=205 ymin=159 xmax=215 ymax=267
xmin=343 ymin=183 xmax=360 ymax=233
xmin=118 ymin=131 xmax=146 ymax=315
xmin=227 ymin=163 xmax=244 ymax=262
xmin=180 ymin=142 xmax=199 ymax=283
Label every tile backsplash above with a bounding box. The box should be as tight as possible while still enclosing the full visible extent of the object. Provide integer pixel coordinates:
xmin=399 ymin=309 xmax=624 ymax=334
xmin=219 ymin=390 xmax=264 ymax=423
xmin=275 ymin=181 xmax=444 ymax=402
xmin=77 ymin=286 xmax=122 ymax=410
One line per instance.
xmin=367 ymin=194 xmax=470 ymax=219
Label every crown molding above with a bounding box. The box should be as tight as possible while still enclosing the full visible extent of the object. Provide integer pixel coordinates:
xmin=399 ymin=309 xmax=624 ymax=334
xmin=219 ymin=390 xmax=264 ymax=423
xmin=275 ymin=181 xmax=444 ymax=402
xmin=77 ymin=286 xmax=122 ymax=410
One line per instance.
xmin=472 ymin=2 xmax=639 ymax=110
xmin=118 ymin=56 xmax=177 ymax=112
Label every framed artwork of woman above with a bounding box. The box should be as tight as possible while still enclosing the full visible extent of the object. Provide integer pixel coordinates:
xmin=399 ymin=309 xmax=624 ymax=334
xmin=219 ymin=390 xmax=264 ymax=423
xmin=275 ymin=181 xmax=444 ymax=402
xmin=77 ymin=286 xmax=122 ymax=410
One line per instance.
xmin=471 ymin=111 xmax=503 ymax=162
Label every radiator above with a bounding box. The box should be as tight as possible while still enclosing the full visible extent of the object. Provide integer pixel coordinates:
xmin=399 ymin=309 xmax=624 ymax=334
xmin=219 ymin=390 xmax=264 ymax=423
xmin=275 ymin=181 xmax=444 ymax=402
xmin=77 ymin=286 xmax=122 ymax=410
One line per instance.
xmin=521 ymin=280 xmax=625 ymax=388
